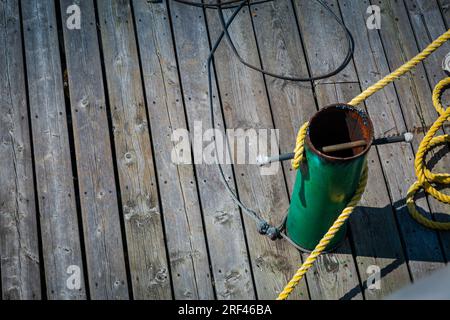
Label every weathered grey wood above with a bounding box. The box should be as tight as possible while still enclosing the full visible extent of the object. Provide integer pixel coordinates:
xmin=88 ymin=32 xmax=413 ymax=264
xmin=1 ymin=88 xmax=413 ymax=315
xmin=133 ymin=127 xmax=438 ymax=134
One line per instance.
xmin=131 ymin=0 xmax=214 ymax=300
xmin=402 ymin=0 xmax=450 ymax=257
xmin=374 ymin=0 xmax=449 ymax=154
xmin=438 ymin=0 xmax=450 ymax=27
xmin=404 ymin=0 xmax=450 ymax=86
xmin=248 ymin=0 xmax=317 ymax=193
xmin=96 ymin=0 xmax=173 ymax=299
xmin=0 ymin=0 xmax=41 ymax=300
xmin=294 ymin=0 xmax=413 ymax=299
xmin=292 ymin=1 xmax=355 ymax=85
xmin=204 ymin=5 xmax=309 ymax=300
xmin=59 ymin=0 xmax=129 ymax=299
xmin=250 ymin=0 xmax=362 ymax=300
xmin=337 ymin=0 xmax=446 ymax=280
xmin=21 ymin=0 xmax=86 ymax=299
xmin=370 ymin=0 xmax=449 ymax=269
xmin=169 ymin=0 xmax=256 ymax=299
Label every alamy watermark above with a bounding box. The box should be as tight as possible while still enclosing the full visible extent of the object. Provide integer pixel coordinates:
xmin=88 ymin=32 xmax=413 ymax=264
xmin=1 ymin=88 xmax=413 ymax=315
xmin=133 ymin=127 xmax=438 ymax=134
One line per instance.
xmin=366 ymin=265 xmax=381 ymax=290
xmin=171 ymin=121 xmax=280 ymax=175
xmin=366 ymin=5 xmax=381 ymax=30
xmin=66 ymin=4 xmax=81 ymax=30
xmin=66 ymin=265 xmax=82 ymax=290
xmin=64 ymin=3 xmax=381 ymax=31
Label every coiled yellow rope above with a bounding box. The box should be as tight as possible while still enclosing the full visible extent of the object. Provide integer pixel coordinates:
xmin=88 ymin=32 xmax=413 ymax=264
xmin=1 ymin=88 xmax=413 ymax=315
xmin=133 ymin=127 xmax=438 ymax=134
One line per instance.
xmin=278 ymin=29 xmax=450 ymax=300
xmin=406 ymin=77 xmax=450 ymax=230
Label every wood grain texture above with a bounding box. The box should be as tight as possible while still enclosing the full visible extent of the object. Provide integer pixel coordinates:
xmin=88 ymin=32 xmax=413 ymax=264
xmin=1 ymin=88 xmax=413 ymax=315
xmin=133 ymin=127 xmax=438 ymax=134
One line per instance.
xmin=404 ymin=0 xmax=450 ymax=86
xmin=204 ymin=4 xmax=309 ymax=300
xmin=439 ymin=0 xmax=450 ymax=26
xmin=96 ymin=0 xmax=172 ymax=299
xmin=0 ymin=0 xmax=41 ymax=300
xmin=374 ymin=0 xmax=448 ymax=141
xmin=316 ymin=82 xmax=411 ymax=299
xmin=21 ymin=0 xmax=86 ymax=299
xmin=249 ymin=0 xmax=316 ymax=192
xmin=59 ymin=0 xmax=129 ymax=299
xmin=250 ymin=0 xmax=362 ymax=300
xmin=132 ymin=0 xmax=214 ymax=300
xmin=169 ymin=0 xmax=256 ymax=299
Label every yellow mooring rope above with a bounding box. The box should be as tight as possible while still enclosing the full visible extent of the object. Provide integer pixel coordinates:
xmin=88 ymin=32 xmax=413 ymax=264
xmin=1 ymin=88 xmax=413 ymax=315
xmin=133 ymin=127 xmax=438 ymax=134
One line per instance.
xmin=278 ymin=29 xmax=450 ymax=300
xmin=407 ymin=78 xmax=450 ymax=230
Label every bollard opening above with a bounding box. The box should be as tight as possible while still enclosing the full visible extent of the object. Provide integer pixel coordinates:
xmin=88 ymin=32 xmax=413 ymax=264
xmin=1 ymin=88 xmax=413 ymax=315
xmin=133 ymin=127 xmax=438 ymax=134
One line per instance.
xmin=307 ymin=104 xmax=374 ymax=161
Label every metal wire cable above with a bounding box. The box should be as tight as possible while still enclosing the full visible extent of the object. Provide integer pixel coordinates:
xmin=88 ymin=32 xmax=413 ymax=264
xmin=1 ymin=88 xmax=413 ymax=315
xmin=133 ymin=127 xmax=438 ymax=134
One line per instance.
xmin=217 ymin=0 xmax=355 ymax=81
xmin=172 ymin=0 xmax=273 ymax=9
xmin=206 ymin=1 xmax=263 ymax=225
xmin=171 ymin=0 xmax=355 ymax=235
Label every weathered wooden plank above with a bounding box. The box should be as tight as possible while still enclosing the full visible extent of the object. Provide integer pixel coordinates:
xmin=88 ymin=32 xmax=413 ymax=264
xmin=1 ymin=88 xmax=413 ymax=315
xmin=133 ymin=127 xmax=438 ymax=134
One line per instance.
xmin=294 ymin=0 xmax=412 ymax=299
xmin=250 ymin=0 xmax=362 ymax=300
xmin=438 ymin=0 xmax=450 ymax=27
xmin=59 ymin=0 xmax=129 ymax=299
xmin=338 ymin=0 xmax=446 ymax=279
xmin=402 ymin=0 xmax=450 ymax=256
xmin=169 ymin=0 xmax=256 ymax=299
xmin=95 ymin=0 xmax=173 ymax=299
xmin=248 ymin=0 xmax=317 ymax=193
xmin=404 ymin=0 xmax=450 ymax=86
xmin=374 ymin=0 xmax=448 ymax=147
xmin=292 ymin=1 xmax=356 ymax=85
xmin=21 ymin=0 xmax=86 ymax=299
xmin=0 ymin=0 xmax=41 ymax=300
xmin=131 ymin=0 xmax=214 ymax=300
xmin=371 ymin=0 xmax=450 ymax=266
xmin=204 ymin=5 xmax=309 ymax=299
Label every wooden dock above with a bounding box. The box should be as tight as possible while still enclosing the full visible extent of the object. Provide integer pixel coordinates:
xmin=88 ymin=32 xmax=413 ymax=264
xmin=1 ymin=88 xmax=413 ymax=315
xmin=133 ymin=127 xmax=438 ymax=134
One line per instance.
xmin=0 ymin=0 xmax=449 ymax=300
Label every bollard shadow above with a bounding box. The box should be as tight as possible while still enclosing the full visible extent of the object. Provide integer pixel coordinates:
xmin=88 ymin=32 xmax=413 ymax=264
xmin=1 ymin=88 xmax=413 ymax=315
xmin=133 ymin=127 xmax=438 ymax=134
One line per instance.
xmin=334 ymin=192 xmax=450 ymax=262
xmin=425 ymin=142 xmax=449 ymax=172
xmin=303 ymin=190 xmax=449 ymax=263
xmin=321 ymin=141 xmax=449 ymax=263
xmin=324 ymin=191 xmax=449 ymax=300
xmin=342 ymin=195 xmax=448 ymax=262
xmin=322 ymin=193 xmax=449 ymax=300
xmin=298 ymin=161 xmax=309 ymax=207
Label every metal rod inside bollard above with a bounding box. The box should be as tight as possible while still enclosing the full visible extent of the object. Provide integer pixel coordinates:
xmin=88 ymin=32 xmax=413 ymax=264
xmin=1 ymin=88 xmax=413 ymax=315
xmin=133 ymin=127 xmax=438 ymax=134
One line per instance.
xmin=322 ymin=140 xmax=367 ymax=153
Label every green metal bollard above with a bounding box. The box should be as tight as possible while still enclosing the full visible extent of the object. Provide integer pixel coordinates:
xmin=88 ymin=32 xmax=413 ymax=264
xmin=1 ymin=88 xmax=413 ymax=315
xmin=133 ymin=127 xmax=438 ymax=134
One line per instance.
xmin=286 ymin=104 xmax=374 ymax=252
